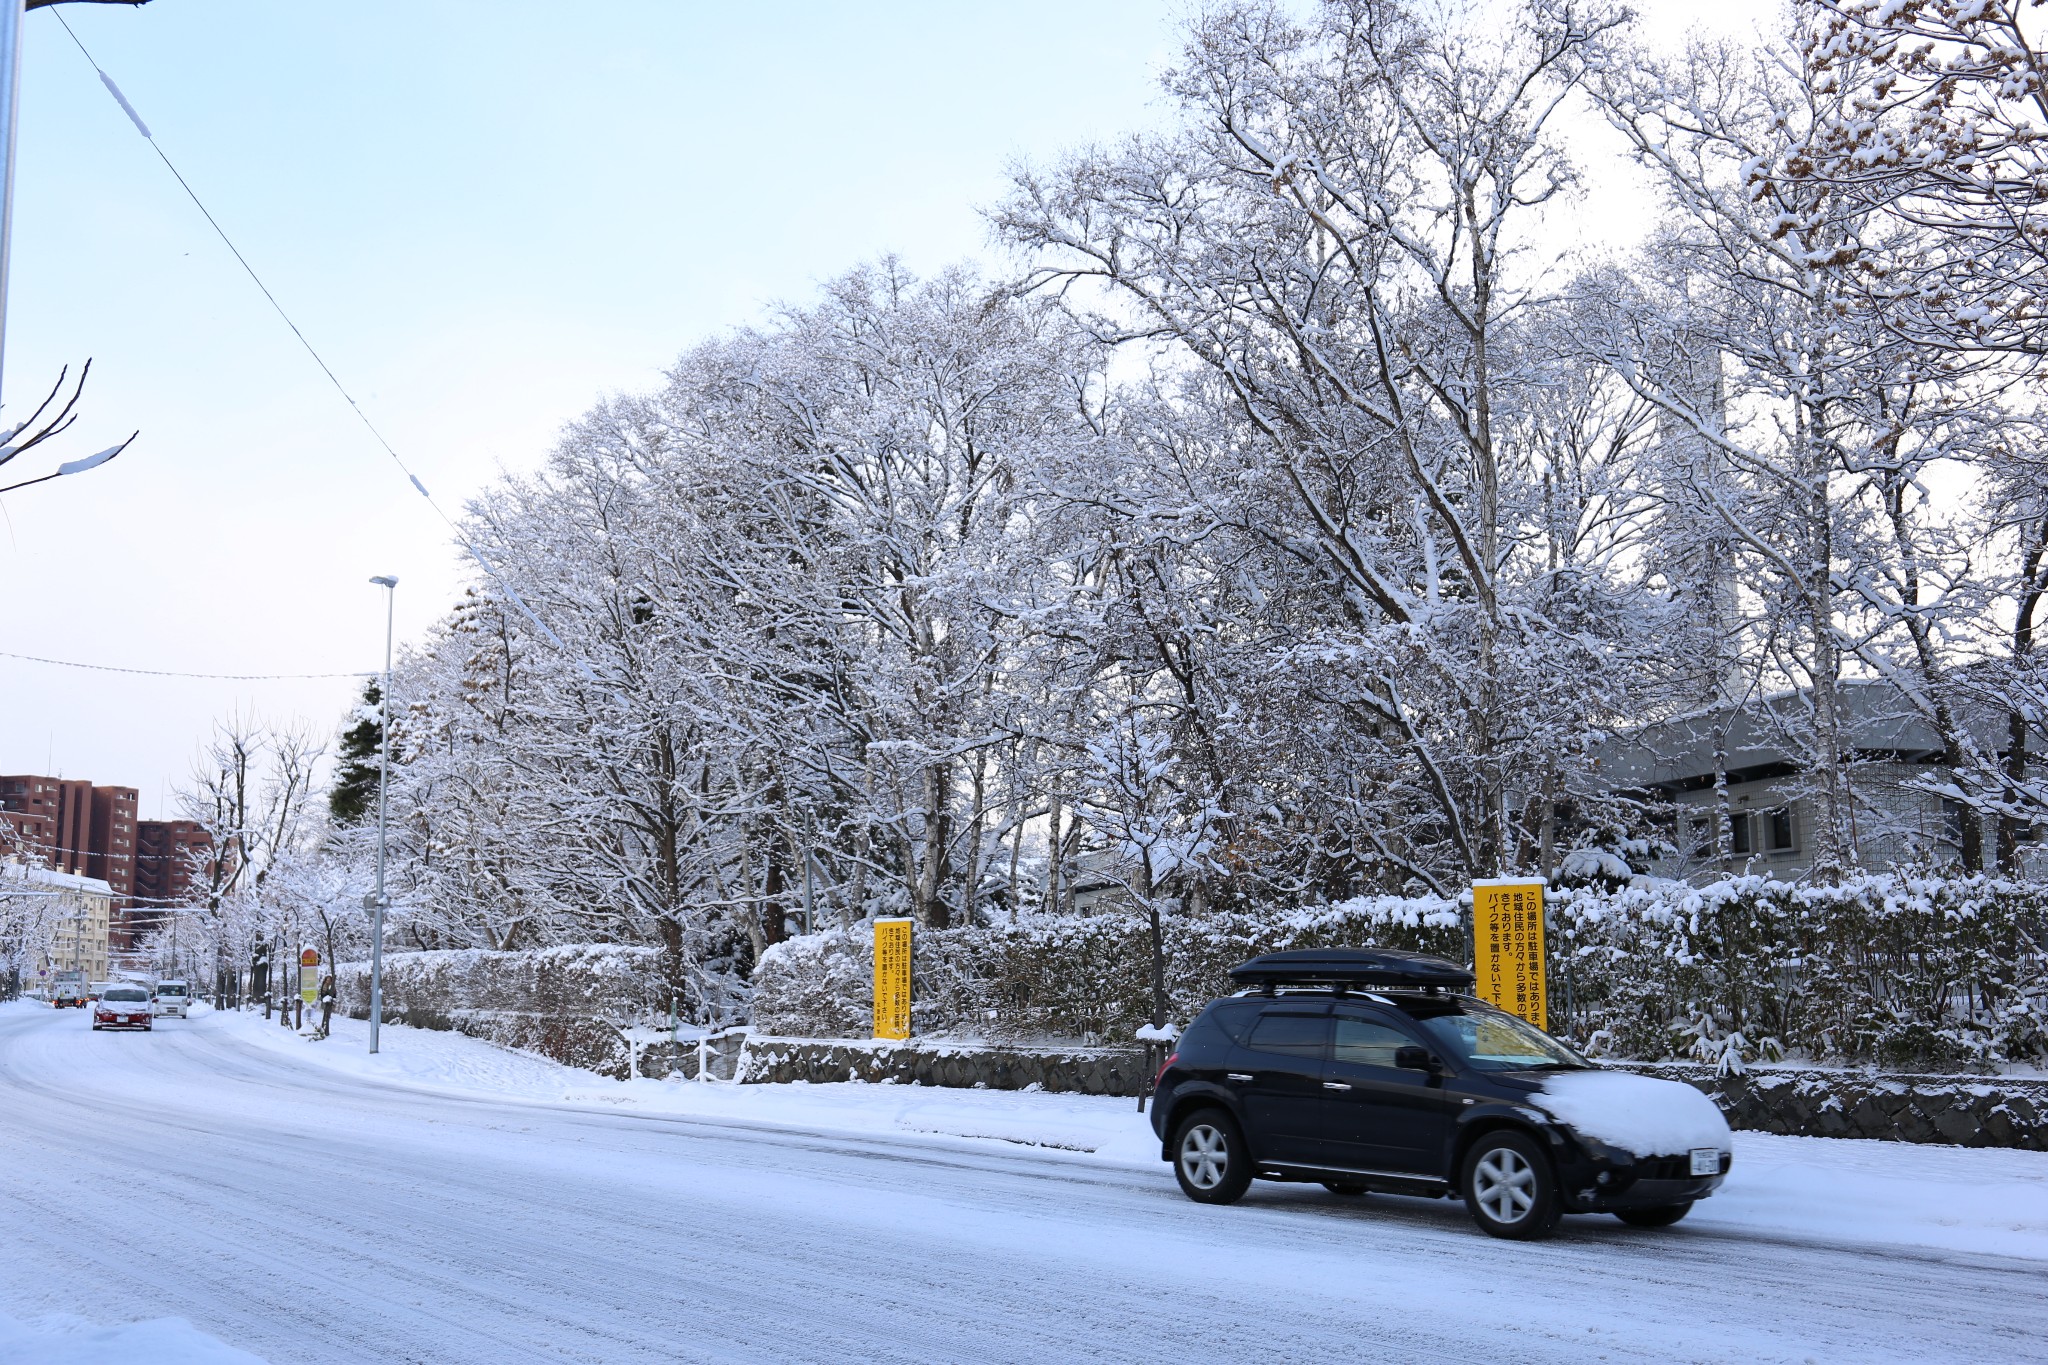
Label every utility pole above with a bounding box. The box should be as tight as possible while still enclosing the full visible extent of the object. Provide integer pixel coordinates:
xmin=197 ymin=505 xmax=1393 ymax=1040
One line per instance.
xmin=0 ymin=1 xmax=25 ymax=402
xmin=367 ymin=575 xmax=396 ymax=1053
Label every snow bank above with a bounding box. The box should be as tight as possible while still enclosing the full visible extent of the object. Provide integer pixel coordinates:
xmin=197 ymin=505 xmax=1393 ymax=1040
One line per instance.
xmin=0 ymin=1312 xmax=266 ymax=1365
xmin=1701 ymin=1132 xmax=2048 ymax=1260
xmin=213 ymin=1007 xmax=597 ymax=1097
xmin=1536 ymin=1069 xmax=1733 ymax=1157
xmin=209 ymin=1008 xmax=1162 ymax=1160
xmin=196 ymin=1006 xmax=2048 ymax=1259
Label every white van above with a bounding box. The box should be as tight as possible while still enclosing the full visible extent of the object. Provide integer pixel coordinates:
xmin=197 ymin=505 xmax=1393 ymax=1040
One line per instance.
xmin=152 ymin=980 xmax=192 ymax=1019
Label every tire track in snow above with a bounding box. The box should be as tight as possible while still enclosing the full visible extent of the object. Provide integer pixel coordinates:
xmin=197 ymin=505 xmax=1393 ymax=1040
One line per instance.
xmin=1 ymin=1006 xmax=2042 ymax=1363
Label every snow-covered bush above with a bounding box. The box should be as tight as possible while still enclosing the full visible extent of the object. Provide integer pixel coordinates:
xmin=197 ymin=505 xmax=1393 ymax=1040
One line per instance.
xmin=1555 ymin=874 xmax=2048 ymax=1070
xmin=754 ymin=895 xmax=1463 ymax=1044
xmin=334 ymin=943 xmax=674 ymax=1031
xmin=756 ymin=874 xmax=2048 ymax=1068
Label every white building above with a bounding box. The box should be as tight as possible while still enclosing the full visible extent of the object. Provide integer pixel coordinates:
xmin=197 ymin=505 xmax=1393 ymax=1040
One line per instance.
xmin=1 ymin=861 xmax=114 ymax=984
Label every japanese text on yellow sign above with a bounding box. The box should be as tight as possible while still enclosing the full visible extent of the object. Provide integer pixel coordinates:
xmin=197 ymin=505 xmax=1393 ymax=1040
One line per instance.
xmin=873 ymin=918 xmax=912 ymax=1041
xmin=299 ymin=965 xmax=319 ymax=1005
xmin=1473 ymin=879 xmax=1546 ymax=1029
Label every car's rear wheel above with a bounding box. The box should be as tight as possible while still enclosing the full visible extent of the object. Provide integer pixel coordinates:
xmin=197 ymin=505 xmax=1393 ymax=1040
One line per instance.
xmin=1615 ymin=1201 xmax=1693 ymax=1228
xmin=1321 ymin=1181 xmax=1369 ymax=1196
xmin=1462 ymin=1131 xmax=1562 ymax=1240
xmin=1172 ymin=1108 xmax=1252 ymax=1205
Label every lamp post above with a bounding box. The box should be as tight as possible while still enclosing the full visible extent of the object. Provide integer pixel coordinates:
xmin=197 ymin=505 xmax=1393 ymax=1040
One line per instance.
xmin=367 ymin=574 xmax=396 ymax=1053
xmin=0 ymin=0 xmax=25 ymax=403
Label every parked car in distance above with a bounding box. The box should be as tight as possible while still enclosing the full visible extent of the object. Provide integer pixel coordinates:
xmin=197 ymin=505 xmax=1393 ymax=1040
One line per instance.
xmin=92 ymin=985 xmax=154 ymax=1032
xmin=1150 ymin=948 xmax=1733 ymax=1240
xmin=152 ymin=980 xmax=192 ymax=1018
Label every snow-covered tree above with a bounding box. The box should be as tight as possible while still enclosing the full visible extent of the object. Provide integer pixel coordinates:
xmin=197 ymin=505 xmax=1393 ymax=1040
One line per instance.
xmin=998 ymin=0 xmax=1675 ymax=892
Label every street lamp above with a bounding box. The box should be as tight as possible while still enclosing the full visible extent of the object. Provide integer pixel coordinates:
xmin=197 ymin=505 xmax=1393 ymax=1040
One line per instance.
xmin=367 ymin=574 xmax=396 ymax=1053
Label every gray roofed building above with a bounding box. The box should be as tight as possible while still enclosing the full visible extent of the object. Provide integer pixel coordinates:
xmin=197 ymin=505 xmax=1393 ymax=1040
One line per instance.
xmin=1589 ymin=679 xmax=2037 ymax=882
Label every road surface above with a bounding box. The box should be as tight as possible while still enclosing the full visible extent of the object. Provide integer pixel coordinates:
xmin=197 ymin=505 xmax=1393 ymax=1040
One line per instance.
xmin=0 ymin=1004 xmax=2040 ymax=1363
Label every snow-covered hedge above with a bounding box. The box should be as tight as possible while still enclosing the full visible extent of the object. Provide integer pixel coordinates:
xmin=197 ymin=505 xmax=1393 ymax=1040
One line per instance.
xmin=752 ymin=896 xmax=1462 ymax=1045
xmin=334 ymin=943 xmax=675 ymax=1073
xmin=1556 ymin=873 xmax=2048 ymax=1070
xmin=335 ymin=942 xmax=671 ymax=1023
xmin=753 ymin=874 xmax=2048 ymax=1068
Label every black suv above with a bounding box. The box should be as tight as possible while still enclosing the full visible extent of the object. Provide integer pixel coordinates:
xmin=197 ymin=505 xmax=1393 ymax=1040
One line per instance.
xmin=1149 ymin=948 xmax=1731 ymax=1239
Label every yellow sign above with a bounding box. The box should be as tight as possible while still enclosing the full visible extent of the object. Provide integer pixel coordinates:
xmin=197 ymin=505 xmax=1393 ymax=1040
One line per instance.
xmin=873 ymin=918 xmax=912 ymax=1040
xmin=299 ymin=964 xmax=319 ymax=1005
xmin=1473 ymin=879 xmax=1546 ymax=1029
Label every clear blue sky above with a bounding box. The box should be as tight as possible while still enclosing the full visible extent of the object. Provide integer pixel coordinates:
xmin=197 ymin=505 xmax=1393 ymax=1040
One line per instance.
xmin=0 ymin=0 xmax=1185 ymax=815
xmin=0 ymin=0 xmax=1767 ymax=819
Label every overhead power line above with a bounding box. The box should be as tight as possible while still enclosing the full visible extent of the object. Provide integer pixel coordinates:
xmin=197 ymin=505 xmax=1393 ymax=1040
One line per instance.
xmin=0 ymin=648 xmax=372 ymax=681
xmin=49 ymin=12 xmax=604 ymax=690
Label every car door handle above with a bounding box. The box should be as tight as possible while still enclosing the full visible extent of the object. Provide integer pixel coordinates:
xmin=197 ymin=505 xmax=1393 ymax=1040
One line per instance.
xmin=1322 ymin=1081 xmax=1353 ymax=1091
xmin=1226 ymin=1073 xmax=1254 ymax=1082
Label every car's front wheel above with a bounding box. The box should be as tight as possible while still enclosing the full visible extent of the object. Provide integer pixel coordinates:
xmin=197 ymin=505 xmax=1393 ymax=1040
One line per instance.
xmin=1615 ymin=1201 xmax=1693 ymax=1228
xmin=1462 ymin=1131 xmax=1561 ymax=1240
xmin=1172 ymin=1108 xmax=1252 ymax=1205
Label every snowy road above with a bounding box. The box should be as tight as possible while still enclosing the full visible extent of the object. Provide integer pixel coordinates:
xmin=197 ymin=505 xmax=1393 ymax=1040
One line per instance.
xmin=1 ymin=1005 xmax=2043 ymax=1364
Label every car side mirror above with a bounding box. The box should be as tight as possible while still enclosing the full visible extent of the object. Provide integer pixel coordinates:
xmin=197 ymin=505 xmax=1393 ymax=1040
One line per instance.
xmin=1394 ymin=1045 xmax=1436 ymax=1072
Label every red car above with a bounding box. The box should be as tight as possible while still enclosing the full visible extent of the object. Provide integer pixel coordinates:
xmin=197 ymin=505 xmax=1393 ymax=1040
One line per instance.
xmin=92 ymin=985 xmax=154 ymax=1032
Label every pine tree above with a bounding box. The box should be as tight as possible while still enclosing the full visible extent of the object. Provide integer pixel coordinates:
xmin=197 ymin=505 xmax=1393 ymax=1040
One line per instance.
xmin=328 ymin=681 xmax=383 ymax=826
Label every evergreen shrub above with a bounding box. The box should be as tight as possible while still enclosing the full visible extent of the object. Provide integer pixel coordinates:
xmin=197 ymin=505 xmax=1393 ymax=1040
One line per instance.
xmin=753 ymin=874 xmax=2048 ymax=1069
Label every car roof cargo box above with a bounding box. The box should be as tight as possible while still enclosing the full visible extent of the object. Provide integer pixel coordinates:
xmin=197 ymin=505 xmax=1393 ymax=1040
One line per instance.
xmin=1228 ymin=947 xmax=1474 ymax=992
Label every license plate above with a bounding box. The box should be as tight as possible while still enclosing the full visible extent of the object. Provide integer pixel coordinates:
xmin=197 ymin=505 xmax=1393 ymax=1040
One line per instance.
xmin=1690 ymin=1147 xmax=1720 ymax=1176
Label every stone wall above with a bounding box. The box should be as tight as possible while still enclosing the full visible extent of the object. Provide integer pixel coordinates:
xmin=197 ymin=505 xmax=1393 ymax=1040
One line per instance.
xmin=1623 ymin=1060 xmax=2048 ymax=1150
xmin=329 ymin=946 xmax=2048 ymax=1149
xmin=734 ymin=1037 xmax=2048 ymax=1150
xmin=737 ymin=1036 xmax=1158 ymax=1096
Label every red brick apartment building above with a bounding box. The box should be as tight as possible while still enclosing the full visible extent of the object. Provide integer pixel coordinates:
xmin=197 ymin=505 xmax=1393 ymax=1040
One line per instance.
xmin=130 ymin=818 xmax=218 ymax=939
xmin=1 ymin=775 xmax=156 ymax=947
xmin=0 ymin=776 xmax=133 ymax=892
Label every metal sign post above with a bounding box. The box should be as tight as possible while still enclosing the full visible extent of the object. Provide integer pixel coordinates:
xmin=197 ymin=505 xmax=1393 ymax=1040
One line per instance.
xmin=1472 ymin=879 xmax=1547 ymax=1029
xmin=367 ymin=574 xmax=397 ymax=1053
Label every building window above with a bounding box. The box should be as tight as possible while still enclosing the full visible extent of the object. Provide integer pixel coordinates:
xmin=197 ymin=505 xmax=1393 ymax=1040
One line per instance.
xmin=1729 ymin=811 xmax=1752 ymax=855
xmin=1763 ymin=807 xmax=1795 ymax=852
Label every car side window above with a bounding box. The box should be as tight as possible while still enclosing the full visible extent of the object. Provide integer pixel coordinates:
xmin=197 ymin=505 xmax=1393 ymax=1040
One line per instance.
xmin=1332 ymin=1016 xmax=1412 ymax=1068
xmin=1246 ymin=1012 xmax=1330 ymax=1059
xmin=1208 ymin=1002 xmax=1263 ymax=1044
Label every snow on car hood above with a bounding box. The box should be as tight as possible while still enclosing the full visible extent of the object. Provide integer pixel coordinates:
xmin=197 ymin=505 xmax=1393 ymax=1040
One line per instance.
xmin=1533 ymin=1069 xmax=1732 ymax=1158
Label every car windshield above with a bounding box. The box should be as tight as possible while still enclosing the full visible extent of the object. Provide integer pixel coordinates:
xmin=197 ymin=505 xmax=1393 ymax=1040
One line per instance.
xmin=104 ymin=988 xmax=147 ymax=1002
xmin=1414 ymin=1005 xmax=1590 ymax=1072
xmin=157 ymin=985 xmax=186 ymax=995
